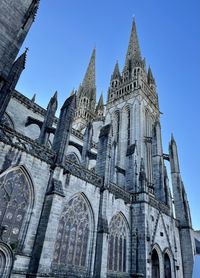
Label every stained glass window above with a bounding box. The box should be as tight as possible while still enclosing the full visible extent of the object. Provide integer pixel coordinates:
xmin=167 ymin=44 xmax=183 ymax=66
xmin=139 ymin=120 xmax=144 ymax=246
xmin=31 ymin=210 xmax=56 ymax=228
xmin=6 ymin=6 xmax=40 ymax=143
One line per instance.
xmin=0 ymin=167 xmax=32 ymax=249
xmin=53 ymin=194 xmax=92 ymax=270
xmin=107 ymin=213 xmax=128 ymax=273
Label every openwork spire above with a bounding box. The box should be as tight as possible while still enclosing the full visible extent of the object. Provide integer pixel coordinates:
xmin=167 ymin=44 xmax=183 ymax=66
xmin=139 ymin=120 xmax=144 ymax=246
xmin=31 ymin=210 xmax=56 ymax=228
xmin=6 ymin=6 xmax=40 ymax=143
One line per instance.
xmin=82 ymin=48 xmax=96 ymax=90
xmin=124 ymin=19 xmax=142 ymax=68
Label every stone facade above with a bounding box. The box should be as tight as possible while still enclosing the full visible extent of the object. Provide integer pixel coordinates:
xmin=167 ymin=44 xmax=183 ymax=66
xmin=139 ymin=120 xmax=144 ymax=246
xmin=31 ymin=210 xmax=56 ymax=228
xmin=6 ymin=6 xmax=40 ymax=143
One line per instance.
xmin=0 ymin=2 xmax=198 ymax=278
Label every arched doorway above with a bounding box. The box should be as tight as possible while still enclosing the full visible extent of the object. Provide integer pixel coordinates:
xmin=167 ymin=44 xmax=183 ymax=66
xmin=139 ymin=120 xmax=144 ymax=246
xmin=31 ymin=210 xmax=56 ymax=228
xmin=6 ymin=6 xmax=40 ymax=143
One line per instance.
xmin=164 ymin=253 xmax=171 ymax=278
xmin=152 ymin=249 xmax=160 ymax=278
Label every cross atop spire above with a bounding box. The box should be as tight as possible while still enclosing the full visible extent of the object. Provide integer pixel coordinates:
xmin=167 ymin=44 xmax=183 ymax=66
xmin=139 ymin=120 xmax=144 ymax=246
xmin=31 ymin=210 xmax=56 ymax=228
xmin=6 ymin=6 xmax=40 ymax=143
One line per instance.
xmin=82 ymin=48 xmax=96 ymax=90
xmin=124 ymin=18 xmax=142 ymax=69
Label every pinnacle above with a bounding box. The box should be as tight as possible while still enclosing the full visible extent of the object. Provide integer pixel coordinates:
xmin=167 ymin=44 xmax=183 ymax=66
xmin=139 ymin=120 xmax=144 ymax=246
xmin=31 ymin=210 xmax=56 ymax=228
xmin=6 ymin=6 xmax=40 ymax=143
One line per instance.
xmin=125 ymin=19 xmax=142 ymax=67
xmin=147 ymin=66 xmax=155 ymax=84
xmin=171 ymin=133 xmax=175 ymax=142
xmin=96 ymin=94 xmax=104 ymax=110
xmin=31 ymin=93 xmax=36 ymax=102
xmin=48 ymin=91 xmax=58 ymax=109
xmin=61 ymin=93 xmax=76 ymax=110
xmin=112 ymin=61 xmax=121 ymax=80
xmin=53 ymin=91 xmax=58 ymax=99
xmin=15 ymin=49 xmax=27 ymax=70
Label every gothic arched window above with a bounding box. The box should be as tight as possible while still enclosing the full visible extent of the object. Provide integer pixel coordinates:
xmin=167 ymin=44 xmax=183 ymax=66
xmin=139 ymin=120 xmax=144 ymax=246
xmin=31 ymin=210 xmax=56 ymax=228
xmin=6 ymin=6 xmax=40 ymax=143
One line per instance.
xmin=107 ymin=213 xmax=128 ymax=273
xmin=0 ymin=167 xmax=33 ymax=250
xmin=53 ymin=194 xmax=93 ymax=271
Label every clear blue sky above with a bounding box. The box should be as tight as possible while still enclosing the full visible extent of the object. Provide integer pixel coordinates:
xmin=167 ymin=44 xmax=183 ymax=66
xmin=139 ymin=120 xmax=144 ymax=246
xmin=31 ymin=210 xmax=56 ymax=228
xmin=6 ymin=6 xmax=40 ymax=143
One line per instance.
xmin=17 ymin=0 xmax=200 ymax=230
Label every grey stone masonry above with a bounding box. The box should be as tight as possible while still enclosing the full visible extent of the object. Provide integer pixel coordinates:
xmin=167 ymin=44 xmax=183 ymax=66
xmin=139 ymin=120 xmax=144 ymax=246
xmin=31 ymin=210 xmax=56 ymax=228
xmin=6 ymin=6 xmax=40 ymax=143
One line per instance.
xmin=0 ymin=0 xmax=39 ymax=80
xmin=0 ymin=50 xmax=27 ymax=120
xmin=53 ymin=94 xmax=76 ymax=165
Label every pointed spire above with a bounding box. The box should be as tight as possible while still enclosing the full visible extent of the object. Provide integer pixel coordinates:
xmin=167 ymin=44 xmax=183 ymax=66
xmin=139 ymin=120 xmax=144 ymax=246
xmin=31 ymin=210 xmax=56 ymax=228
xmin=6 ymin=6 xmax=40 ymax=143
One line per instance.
xmin=0 ymin=49 xmax=27 ymax=120
xmin=31 ymin=93 xmax=36 ymax=103
xmin=95 ymin=94 xmax=104 ymax=118
xmin=169 ymin=134 xmax=180 ymax=173
xmin=82 ymin=48 xmax=96 ymax=90
xmin=53 ymin=94 xmax=76 ymax=165
xmin=111 ymin=61 xmax=121 ymax=80
xmin=61 ymin=93 xmax=76 ymax=111
xmin=96 ymin=94 xmax=104 ymax=111
xmin=48 ymin=91 xmax=58 ymax=110
xmin=12 ymin=49 xmax=27 ymax=75
xmin=147 ymin=66 xmax=155 ymax=85
xmin=125 ymin=18 xmax=142 ymax=68
xmin=37 ymin=91 xmax=58 ymax=145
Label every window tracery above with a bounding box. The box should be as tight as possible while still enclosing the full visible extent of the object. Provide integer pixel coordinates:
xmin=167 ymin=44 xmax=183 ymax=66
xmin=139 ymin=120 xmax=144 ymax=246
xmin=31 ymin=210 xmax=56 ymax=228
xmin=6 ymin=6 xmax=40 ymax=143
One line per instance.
xmin=53 ymin=194 xmax=92 ymax=270
xmin=107 ymin=213 xmax=128 ymax=273
xmin=0 ymin=167 xmax=32 ymax=249
xmin=66 ymin=153 xmax=80 ymax=164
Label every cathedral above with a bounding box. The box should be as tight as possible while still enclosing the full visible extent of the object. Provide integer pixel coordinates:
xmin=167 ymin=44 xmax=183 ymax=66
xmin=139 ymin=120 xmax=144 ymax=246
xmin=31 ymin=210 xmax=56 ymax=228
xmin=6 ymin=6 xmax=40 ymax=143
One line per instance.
xmin=0 ymin=1 xmax=199 ymax=278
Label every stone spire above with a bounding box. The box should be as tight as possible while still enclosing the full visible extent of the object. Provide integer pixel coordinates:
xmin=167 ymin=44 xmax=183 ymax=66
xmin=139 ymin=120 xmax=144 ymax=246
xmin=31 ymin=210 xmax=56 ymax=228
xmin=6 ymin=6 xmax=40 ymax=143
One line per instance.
xmin=124 ymin=18 xmax=142 ymax=69
xmin=169 ymin=133 xmax=180 ymax=173
xmin=82 ymin=48 xmax=96 ymax=92
xmin=0 ymin=50 xmax=27 ymax=120
xmin=73 ymin=49 xmax=96 ymax=131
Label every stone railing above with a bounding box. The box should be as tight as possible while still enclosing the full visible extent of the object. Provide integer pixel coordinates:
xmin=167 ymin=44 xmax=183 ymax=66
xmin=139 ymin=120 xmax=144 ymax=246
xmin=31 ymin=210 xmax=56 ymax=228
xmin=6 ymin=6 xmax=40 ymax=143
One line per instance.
xmin=149 ymin=196 xmax=170 ymax=215
xmin=64 ymin=159 xmax=103 ymax=188
xmin=106 ymin=182 xmax=132 ymax=204
xmin=0 ymin=124 xmax=55 ymax=163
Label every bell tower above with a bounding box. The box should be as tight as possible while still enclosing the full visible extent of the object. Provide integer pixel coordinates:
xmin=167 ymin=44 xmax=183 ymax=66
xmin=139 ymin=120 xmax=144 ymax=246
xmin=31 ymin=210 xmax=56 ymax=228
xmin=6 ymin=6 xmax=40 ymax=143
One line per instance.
xmin=106 ymin=19 xmax=163 ymax=198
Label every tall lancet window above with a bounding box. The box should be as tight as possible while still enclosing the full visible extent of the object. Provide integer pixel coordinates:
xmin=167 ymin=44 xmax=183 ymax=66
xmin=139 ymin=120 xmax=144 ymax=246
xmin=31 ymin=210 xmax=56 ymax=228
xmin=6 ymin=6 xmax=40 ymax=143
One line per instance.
xmin=53 ymin=194 xmax=93 ymax=272
xmin=0 ymin=166 xmax=33 ymax=250
xmin=107 ymin=213 xmax=128 ymax=274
